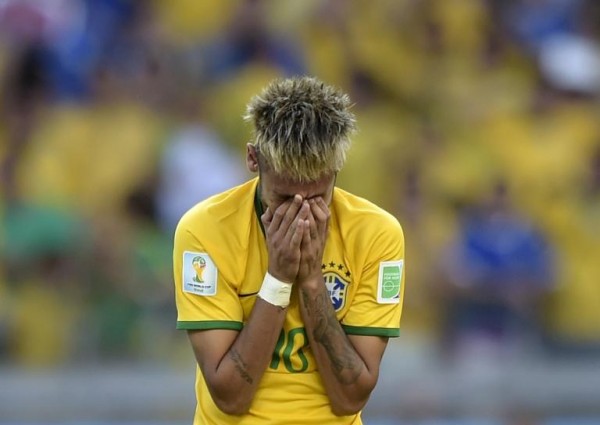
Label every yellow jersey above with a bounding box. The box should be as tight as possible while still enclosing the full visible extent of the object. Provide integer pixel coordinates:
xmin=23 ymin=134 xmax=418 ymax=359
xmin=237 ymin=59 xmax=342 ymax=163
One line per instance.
xmin=174 ymin=178 xmax=405 ymax=425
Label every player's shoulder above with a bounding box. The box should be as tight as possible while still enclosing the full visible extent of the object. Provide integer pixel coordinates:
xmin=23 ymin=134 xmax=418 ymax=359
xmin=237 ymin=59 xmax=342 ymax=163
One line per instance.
xmin=332 ymin=186 xmax=402 ymax=233
xmin=332 ymin=187 xmax=404 ymax=259
xmin=176 ymin=178 xmax=257 ymax=234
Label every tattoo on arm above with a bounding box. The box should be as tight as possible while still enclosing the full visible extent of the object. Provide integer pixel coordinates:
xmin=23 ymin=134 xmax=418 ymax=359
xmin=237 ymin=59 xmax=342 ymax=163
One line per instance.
xmin=229 ymin=348 xmax=254 ymax=384
xmin=301 ymin=290 xmax=363 ymax=385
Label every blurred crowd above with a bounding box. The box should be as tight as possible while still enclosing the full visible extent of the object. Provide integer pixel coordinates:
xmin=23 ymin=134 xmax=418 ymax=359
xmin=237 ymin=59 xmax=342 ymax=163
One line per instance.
xmin=0 ymin=0 xmax=599 ymax=369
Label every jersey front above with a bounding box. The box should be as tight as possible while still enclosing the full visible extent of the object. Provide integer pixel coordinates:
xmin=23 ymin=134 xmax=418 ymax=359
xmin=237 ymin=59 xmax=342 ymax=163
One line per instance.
xmin=174 ymin=178 xmax=405 ymax=425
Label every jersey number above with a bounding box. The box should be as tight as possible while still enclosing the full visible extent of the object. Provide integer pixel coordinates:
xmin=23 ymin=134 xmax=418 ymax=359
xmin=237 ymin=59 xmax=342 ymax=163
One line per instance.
xmin=269 ymin=327 xmax=309 ymax=373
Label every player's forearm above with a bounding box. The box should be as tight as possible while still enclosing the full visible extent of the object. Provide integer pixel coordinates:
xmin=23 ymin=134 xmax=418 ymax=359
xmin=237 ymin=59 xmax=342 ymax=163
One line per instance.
xmin=207 ymin=300 xmax=286 ymax=415
xmin=298 ymin=279 xmax=377 ymax=416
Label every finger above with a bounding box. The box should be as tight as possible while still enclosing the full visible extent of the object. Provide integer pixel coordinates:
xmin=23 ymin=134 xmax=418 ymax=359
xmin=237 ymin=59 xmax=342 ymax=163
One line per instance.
xmin=290 ymin=217 xmax=305 ymax=249
xmin=310 ymin=198 xmax=329 ymax=235
xmin=306 ymin=208 xmax=318 ymax=240
xmin=285 ymin=200 xmax=309 ymax=241
xmin=297 ymin=199 xmax=310 ymax=220
xmin=278 ymin=194 xmax=303 ymax=234
xmin=261 ymin=207 xmax=272 ymax=229
xmin=300 ymin=218 xmax=311 ymax=252
xmin=310 ymin=197 xmax=330 ymax=222
xmin=268 ymin=201 xmax=290 ymax=234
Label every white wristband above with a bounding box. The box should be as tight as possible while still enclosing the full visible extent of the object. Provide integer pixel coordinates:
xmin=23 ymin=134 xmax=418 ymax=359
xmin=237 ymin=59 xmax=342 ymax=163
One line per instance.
xmin=258 ymin=272 xmax=292 ymax=308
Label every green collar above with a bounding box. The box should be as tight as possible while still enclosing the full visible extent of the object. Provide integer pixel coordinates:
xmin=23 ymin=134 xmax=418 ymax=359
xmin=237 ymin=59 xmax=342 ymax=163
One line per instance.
xmin=254 ymin=181 xmax=266 ymax=236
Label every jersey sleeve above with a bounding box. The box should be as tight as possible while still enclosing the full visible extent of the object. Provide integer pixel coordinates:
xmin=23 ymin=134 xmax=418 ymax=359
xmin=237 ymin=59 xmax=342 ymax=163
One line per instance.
xmin=341 ymin=217 xmax=405 ymax=337
xmin=173 ymin=220 xmax=243 ymax=331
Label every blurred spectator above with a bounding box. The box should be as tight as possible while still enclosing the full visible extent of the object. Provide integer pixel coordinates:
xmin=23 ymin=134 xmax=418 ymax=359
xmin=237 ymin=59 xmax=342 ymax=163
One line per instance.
xmin=0 ymin=41 xmax=48 ymax=203
xmin=155 ymin=124 xmax=246 ymax=232
xmin=392 ymin=161 xmax=457 ymax=334
xmin=13 ymin=59 xmax=165 ymax=217
xmin=198 ymin=0 xmax=306 ymax=82
xmin=538 ymin=33 xmax=600 ymax=96
xmin=154 ymin=74 xmax=247 ymax=234
xmin=439 ymin=180 xmax=555 ymax=361
xmin=542 ymin=146 xmax=600 ymax=355
xmin=2 ymin=203 xmax=87 ymax=366
xmin=0 ymin=0 xmax=141 ymax=102
xmin=504 ymin=0 xmax=586 ymax=54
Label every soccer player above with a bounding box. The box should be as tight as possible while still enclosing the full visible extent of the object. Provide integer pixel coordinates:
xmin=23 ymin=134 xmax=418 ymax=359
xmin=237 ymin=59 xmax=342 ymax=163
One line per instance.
xmin=173 ymin=76 xmax=405 ymax=424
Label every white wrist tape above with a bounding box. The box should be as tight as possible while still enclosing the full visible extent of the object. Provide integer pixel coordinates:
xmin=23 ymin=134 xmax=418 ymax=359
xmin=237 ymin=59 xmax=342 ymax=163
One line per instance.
xmin=258 ymin=273 xmax=292 ymax=308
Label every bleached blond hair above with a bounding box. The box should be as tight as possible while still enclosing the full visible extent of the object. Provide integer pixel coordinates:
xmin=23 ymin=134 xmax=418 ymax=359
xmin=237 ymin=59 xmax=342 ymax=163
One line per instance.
xmin=244 ymin=76 xmax=356 ymax=182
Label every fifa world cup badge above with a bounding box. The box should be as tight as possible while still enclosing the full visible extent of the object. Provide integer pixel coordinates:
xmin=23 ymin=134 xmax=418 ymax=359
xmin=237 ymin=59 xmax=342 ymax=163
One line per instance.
xmin=192 ymin=256 xmax=207 ymax=283
xmin=183 ymin=252 xmax=217 ymax=296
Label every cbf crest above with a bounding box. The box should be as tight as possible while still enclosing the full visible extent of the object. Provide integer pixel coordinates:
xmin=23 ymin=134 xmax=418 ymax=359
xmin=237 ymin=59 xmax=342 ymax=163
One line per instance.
xmin=322 ymin=261 xmax=351 ymax=311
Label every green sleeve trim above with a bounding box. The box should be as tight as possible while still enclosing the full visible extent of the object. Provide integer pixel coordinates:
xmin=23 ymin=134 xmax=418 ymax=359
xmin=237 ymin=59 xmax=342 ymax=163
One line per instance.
xmin=176 ymin=320 xmax=244 ymax=331
xmin=342 ymin=325 xmax=400 ymax=338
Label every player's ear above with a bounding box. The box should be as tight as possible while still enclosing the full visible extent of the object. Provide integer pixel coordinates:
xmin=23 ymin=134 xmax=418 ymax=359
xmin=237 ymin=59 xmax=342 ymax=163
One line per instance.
xmin=246 ymin=143 xmax=259 ymax=173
